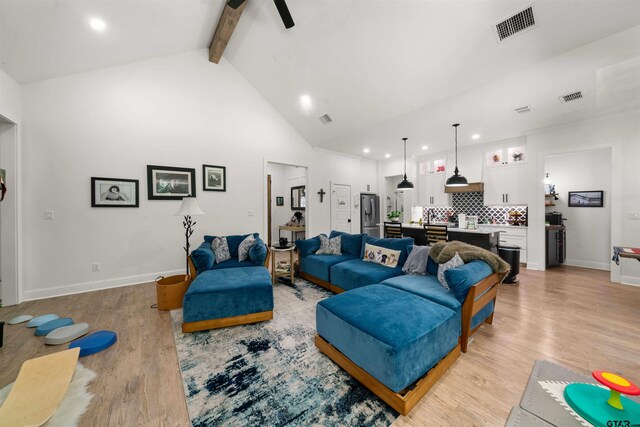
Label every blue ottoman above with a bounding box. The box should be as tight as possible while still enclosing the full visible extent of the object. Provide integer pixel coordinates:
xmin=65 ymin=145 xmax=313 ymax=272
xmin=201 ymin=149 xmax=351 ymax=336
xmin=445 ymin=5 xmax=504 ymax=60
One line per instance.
xmin=182 ymin=266 xmax=274 ymax=333
xmin=316 ymin=284 xmax=461 ymax=415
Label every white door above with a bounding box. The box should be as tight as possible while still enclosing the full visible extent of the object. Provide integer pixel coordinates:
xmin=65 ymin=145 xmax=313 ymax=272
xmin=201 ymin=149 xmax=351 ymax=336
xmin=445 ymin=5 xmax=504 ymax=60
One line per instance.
xmin=331 ymin=183 xmax=351 ymax=232
xmin=506 ymin=164 xmax=528 ymax=204
xmin=483 ymin=167 xmax=506 ymax=205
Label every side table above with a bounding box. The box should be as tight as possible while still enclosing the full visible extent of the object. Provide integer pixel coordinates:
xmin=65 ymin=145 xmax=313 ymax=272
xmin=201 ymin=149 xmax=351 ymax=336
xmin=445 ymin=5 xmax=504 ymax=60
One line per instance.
xmin=271 ymin=244 xmax=295 ymax=285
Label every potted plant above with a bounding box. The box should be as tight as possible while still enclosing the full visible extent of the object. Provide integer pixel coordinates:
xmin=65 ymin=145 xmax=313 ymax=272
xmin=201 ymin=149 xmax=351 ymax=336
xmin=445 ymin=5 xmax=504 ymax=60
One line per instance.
xmin=387 ymin=211 xmax=402 ymax=222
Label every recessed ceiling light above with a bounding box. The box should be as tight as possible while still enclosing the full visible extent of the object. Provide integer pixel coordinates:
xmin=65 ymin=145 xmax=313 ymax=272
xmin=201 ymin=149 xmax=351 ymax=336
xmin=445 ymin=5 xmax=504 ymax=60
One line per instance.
xmin=385 ymin=154 xmax=391 ymax=158
xmin=363 ymin=148 xmax=370 ymax=154
xmin=421 ymin=145 xmax=428 ymax=150
xmin=299 ymin=94 xmax=312 ymax=111
xmin=471 ymin=134 xmax=481 ymax=140
xmin=89 ymin=17 xmax=107 ymax=32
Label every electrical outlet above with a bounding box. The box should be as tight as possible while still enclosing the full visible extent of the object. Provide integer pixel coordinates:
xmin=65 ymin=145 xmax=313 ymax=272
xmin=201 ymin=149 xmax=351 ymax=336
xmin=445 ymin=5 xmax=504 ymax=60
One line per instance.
xmin=628 ymin=212 xmax=640 ymax=220
xmin=45 ymin=210 xmax=54 ymax=220
xmin=91 ymin=263 xmax=101 ymax=272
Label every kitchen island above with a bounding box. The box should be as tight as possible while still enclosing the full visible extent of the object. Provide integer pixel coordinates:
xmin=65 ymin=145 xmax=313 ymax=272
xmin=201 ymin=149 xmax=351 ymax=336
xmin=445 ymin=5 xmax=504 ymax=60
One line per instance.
xmin=400 ymin=223 xmax=500 ymax=253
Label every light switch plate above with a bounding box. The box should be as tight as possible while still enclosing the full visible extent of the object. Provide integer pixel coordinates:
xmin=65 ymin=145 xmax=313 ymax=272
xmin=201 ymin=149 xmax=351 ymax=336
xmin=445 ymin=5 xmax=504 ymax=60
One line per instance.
xmin=628 ymin=212 xmax=640 ymax=220
xmin=45 ymin=210 xmax=54 ymax=220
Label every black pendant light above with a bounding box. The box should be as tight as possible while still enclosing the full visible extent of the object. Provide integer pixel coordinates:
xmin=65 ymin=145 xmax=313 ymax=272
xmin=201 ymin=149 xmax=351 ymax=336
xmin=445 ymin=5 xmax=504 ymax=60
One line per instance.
xmin=445 ymin=123 xmax=468 ymax=187
xmin=397 ymin=137 xmax=414 ymax=190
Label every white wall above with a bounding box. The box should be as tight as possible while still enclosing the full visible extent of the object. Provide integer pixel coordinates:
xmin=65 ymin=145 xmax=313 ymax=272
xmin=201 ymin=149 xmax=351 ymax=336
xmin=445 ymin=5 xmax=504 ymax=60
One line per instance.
xmin=0 ymin=68 xmax=21 ymax=124
xmin=527 ymin=109 xmax=640 ymax=285
xmin=545 ymin=148 xmax=612 ymax=270
xmin=20 ymin=50 xmax=377 ymax=300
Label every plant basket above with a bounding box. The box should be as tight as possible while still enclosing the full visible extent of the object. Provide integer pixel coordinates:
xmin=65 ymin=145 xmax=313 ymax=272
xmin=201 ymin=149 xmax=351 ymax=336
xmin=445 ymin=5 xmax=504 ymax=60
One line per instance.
xmin=156 ymin=274 xmax=190 ymax=311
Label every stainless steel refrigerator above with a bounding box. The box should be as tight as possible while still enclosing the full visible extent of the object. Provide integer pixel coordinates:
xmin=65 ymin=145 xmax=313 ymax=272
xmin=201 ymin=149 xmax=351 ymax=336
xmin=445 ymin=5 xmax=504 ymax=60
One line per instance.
xmin=360 ymin=193 xmax=380 ymax=237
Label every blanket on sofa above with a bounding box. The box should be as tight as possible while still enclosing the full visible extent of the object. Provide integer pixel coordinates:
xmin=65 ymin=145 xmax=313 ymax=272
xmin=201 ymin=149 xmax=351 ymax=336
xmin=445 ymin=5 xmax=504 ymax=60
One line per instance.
xmin=430 ymin=241 xmax=510 ymax=274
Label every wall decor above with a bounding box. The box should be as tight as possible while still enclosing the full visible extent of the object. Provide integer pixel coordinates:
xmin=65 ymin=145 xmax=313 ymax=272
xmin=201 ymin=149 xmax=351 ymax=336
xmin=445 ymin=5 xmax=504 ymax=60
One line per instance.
xmin=0 ymin=168 xmax=6 ymax=202
xmin=203 ymin=164 xmax=226 ymax=192
xmin=276 ymin=196 xmax=284 ymax=206
xmin=568 ymin=191 xmax=603 ymax=207
xmin=291 ymin=185 xmax=306 ymax=210
xmin=147 ymin=165 xmax=196 ymax=200
xmin=91 ymin=177 xmax=139 ymax=207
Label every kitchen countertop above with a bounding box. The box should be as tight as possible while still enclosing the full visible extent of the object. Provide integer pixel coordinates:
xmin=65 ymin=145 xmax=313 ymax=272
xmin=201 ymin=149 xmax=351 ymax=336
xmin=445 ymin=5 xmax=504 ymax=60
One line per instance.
xmin=400 ymin=223 xmax=499 ymax=235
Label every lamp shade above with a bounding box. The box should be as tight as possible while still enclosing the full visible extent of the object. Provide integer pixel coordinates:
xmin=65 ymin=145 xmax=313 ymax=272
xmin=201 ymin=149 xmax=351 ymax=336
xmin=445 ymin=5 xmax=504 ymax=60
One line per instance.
xmin=445 ymin=170 xmax=468 ymax=187
xmin=397 ymin=137 xmax=414 ymax=190
xmin=175 ymin=197 xmax=204 ymax=216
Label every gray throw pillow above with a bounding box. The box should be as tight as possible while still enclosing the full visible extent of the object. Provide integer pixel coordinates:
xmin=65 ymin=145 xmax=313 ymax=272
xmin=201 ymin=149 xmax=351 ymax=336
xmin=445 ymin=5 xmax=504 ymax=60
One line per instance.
xmin=316 ymin=235 xmax=341 ymax=255
xmin=237 ymin=235 xmax=256 ymax=261
xmin=437 ymin=252 xmax=464 ymax=290
xmin=211 ymin=237 xmax=231 ymax=264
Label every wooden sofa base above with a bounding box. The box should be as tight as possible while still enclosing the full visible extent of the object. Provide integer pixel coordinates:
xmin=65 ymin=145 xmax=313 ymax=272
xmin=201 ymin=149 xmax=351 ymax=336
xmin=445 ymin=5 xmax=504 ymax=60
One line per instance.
xmin=298 ymin=271 xmax=345 ymax=294
xmin=182 ymin=310 xmax=273 ymax=333
xmin=315 ymin=335 xmax=460 ymax=416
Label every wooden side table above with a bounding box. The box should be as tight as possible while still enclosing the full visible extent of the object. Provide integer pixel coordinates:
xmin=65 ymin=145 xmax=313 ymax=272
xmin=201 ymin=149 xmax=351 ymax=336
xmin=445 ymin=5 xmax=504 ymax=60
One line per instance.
xmin=271 ymin=244 xmax=295 ymax=284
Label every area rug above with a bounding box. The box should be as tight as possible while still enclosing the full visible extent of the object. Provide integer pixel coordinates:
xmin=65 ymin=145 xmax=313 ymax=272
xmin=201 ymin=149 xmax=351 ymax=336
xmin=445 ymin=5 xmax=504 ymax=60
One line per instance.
xmin=0 ymin=363 xmax=96 ymax=427
xmin=170 ymin=279 xmax=398 ymax=427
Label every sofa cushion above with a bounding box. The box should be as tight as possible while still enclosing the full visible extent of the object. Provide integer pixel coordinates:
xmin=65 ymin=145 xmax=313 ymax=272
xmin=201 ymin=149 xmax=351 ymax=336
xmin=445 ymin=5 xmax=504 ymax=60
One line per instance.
xmin=359 ymin=236 xmax=413 ymax=267
xmin=444 ymin=260 xmax=493 ymax=303
xmin=295 ymin=235 xmax=323 ymax=257
xmin=316 ymin=235 xmax=341 ymax=255
xmin=207 ymin=258 xmax=258 ymax=271
xmin=329 ymin=231 xmax=365 ymax=256
xmin=330 ymin=259 xmax=403 ymax=291
xmin=363 ymin=243 xmax=401 ymax=268
xmin=437 ymin=252 xmax=464 ymax=290
xmin=300 ymin=253 xmax=357 ymax=282
xmin=191 ymin=242 xmax=215 ymax=273
xmin=316 ymin=284 xmax=459 ymax=393
xmin=427 ymin=255 xmax=439 ymax=275
xmin=248 ymin=237 xmax=268 ymax=265
xmin=183 ymin=266 xmax=273 ymax=323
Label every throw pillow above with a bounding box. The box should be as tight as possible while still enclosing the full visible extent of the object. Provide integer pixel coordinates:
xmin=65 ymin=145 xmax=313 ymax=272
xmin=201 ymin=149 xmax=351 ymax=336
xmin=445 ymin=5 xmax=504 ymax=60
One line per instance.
xmin=211 ymin=236 xmax=231 ymax=264
xmin=437 ymin=252 xmax=464 ymax=290
xmin=363 ymin=243 xmax=401 ymax=268
xmin=237 ymin=235 xmax=256 ymax=261
xmin=402 ymin=245 xmax=431 ymax=275
xmin=316 ymin=235 xmax=341 ymax=255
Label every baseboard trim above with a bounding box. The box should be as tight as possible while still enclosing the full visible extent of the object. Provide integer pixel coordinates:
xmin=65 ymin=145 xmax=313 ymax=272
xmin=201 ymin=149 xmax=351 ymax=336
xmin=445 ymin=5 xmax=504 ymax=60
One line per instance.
xmin=525 ymin=262 xmax=543 ymax=271
xmin=620 ymin=275 xmax=640 ymax=287
xmin=564 ymin=259 xmax=611 ymax=271
xmin=22 ymin=268 xmax=183 ymax=301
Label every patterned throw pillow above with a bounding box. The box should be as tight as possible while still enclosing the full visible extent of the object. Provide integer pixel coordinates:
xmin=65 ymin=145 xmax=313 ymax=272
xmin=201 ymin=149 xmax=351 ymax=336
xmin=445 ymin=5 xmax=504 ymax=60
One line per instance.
xmin=237 ymin=235 xmax=256 ymax=261
xmin=316 ymin=235 xmax=341 ymax=255
xmin=211 ymin=237 xmax=231 ymax=264
xmin=363 ymin=243 xmax=401 ymax=268
xmin=437 ymin=252 xmax=464 ymax=290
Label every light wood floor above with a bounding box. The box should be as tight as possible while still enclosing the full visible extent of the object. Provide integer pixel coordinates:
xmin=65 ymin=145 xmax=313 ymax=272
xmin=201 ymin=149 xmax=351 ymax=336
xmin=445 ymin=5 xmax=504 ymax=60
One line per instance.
xmin=1 ymin=265 xmax=639 ymax=426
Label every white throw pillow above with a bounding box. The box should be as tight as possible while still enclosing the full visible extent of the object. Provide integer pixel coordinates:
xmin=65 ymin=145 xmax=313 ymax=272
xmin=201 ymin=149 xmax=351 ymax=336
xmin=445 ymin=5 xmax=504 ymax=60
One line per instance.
xmin=211 ymin=237 xmax=231 ymax=264
xmin=363 ymin=243 xmax=401 ymax=268
xmin=237 ymin=235 xmax=256 ymax=261
xmin=316 ymin=235 xmax=341 ymax=255
xmin=437 ymin=252 xmax=464 ymax=290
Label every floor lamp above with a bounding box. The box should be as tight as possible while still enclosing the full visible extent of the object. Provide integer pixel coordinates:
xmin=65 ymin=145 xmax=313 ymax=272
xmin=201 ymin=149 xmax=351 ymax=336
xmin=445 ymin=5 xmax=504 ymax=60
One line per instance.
xmin=175 ymin=196 xmax=204 ymax=275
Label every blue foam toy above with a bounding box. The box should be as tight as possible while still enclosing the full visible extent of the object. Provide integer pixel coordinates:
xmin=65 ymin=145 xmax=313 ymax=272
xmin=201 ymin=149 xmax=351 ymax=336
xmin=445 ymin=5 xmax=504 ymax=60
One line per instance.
xmin=26 ymin=314 xmax=59 ymax=328
xmin=35 ymin=318 xmax=74 ymax=336
xmin=69 ymin=330 xmax=117 ymax=357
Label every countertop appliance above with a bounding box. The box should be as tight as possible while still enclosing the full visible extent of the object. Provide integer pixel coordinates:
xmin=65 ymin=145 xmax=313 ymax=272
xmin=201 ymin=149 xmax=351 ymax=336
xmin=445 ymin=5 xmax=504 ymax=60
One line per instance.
xmin=360 ymin=193 xmax=380 ymax=238
xmin=546 ymin=212 xmax=565 ymax=226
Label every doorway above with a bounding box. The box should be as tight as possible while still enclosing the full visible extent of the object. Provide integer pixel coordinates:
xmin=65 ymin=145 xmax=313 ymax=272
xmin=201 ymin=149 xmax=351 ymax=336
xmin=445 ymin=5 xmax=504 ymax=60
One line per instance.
xmin=330 ymin=183 xmax=351 ymax=233
xmin=0 ymin=116 xmax=19 ymax=306
xmin=266 ymin=162 xmax=308 ymax=247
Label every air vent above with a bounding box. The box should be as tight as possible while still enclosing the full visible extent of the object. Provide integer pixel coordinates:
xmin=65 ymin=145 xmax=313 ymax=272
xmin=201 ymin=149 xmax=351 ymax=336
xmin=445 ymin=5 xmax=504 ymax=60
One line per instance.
xmin=514 ymin=106 xmax=533 ymax=114
xmin=559 ymin=91 xmax=583 ymax=103
xmin=496 ymin=7 xmax=536 ymax=41
xmin=319 ymin=114 xmax=333 ymax=125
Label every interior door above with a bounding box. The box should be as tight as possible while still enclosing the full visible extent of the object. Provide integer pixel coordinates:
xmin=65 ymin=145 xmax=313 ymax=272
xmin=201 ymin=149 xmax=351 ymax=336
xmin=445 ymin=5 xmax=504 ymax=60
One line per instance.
xmin=331 ymin=183 xmax=351 ymax=233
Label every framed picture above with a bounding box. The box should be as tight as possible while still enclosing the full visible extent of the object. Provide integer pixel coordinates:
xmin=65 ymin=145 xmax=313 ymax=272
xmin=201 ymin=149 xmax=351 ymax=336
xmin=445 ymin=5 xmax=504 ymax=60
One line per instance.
xmin=203 ymin=164 xmax=226 ymax=192
xmin=276 ymin=196 xmax=284 ymax=206
xmin=147 ymin=165 xmax=196 ymax=200
xmin=91 ymin=177 xmax=139 ymax=207
xmin=568 ymin=191 xmax=604 ymax=207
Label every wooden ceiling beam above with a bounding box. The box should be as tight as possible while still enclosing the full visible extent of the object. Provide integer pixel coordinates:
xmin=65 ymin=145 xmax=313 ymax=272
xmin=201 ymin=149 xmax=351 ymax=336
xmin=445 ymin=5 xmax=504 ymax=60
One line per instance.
xmin=209 ymin=0 xmax=248 ymax=64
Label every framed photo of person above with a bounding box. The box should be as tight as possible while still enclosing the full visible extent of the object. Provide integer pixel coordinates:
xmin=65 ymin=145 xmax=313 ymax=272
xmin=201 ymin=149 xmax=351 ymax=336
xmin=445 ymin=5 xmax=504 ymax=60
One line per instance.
xmin=91 ymin=177 xmax=139 ymax=207
xmin=147 ymin=165 xmax=196 ymax=200
xmin=203 ymin=164 xmax=226 ymax=192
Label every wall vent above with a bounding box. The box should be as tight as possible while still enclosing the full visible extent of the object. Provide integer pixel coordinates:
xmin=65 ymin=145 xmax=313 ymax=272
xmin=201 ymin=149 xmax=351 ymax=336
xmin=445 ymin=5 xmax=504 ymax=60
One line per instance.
xmin=319 ymin=114 xmax=333 ymax=125
xmin=496 ymin=7 xmax=536 ymax=41
xmin=514 ymin=106 xmax=533 ymax=114
xmin=559 ymin=91 xmax=583 ymax=103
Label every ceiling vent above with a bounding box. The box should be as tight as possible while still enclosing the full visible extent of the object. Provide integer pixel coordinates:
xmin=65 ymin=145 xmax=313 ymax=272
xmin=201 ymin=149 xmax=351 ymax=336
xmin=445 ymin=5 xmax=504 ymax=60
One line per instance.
xmin=514 ymin=106 xmax=533 ymax=114
xmin=559 ymin=91 xmax=583 ymax=103
xmin=318 ymin=114 xmax=333 ymax=125
xmin=496 ymin=7 xmax=536 ymax=41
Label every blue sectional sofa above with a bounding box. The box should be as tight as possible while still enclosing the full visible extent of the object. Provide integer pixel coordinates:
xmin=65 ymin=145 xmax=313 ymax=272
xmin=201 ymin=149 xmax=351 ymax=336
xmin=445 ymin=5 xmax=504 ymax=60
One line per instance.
xmin=182 ymin=233 xmax=273 ymax=333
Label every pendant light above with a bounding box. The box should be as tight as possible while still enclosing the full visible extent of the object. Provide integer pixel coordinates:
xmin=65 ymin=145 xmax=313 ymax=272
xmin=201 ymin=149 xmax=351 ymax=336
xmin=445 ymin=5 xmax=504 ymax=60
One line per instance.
xmin=445 ymin=123 xmax=468 ymax=187
xmin=397 ymin=137 xmax=414 ymax=190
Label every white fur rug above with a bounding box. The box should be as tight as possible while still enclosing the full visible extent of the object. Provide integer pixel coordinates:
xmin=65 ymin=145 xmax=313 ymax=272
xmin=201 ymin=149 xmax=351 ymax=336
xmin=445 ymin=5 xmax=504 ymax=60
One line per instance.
xmin=0 ymin=363 xmax=96 ymax=427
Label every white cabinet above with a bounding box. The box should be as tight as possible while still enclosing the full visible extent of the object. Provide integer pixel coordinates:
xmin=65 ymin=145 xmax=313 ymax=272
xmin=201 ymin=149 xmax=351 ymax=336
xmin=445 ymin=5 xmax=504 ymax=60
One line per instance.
xmin=485 ymin=143 xmax=527 ymax=168
xmin=483 ymin=164 xmax=528 ymax=205
xmin=419 ymin=173 xmax=449 ymax=206
xmin=487 ymin=226 xmax=528 ymax=263
xmin=456 ymin=148 xmax=483 ymax=182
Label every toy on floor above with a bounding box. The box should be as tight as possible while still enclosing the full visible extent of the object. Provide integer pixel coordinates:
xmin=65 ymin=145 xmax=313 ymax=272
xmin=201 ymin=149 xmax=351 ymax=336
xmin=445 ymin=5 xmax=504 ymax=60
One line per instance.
xmin=26 ymin=314 xmax=59 ymax=328
xmin=44 ymin=323 xmax=89 ymax=345
xmin=35 ymin=318 xmax=74 ymax=337
xmin=564 ymin=370 xmax=640 ymax=427
xmin=8 ymin=315 xmax=33 ymax=325
xmin=69 ymin=330 xmax=117 ymax=356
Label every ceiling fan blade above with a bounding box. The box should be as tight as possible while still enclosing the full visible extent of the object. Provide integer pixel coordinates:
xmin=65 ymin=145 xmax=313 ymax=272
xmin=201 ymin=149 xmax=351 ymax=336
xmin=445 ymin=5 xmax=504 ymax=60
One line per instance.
xmin=273 ymin=0 xmax=295 ymax=29
xmin=227 ymin=0 xmax=247 ymax=10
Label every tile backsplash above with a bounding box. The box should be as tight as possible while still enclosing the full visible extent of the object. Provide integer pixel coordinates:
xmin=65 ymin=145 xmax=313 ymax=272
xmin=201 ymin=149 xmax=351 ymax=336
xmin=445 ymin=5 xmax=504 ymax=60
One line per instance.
xmin=421 ymin=192 xmax=527 ymax=225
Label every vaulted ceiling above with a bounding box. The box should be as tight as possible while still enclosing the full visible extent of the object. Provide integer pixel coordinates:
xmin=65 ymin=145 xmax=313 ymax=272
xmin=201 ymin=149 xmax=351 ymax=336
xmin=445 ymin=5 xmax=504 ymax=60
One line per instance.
xmin=2 ymin=0 xmax=640 ymax=158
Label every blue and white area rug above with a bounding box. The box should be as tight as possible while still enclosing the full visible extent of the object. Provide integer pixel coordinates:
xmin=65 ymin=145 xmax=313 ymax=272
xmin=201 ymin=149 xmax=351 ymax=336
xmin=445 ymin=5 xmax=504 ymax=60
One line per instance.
xmin=170 ymin=279 xmax=398 ymax=427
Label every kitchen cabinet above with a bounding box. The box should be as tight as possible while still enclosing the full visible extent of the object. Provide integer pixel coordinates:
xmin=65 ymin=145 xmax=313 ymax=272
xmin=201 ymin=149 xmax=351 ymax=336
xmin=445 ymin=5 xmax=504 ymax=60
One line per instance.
xmin=456 ymin=148 xmax=483 ymax=182
xmin=420 ymin=173 xmax=450 ymax=206
xmin=419 ymin=157 xmax=448 ymax=175
xmin=483 ymin=163 xmax=528 ymax=205
xmin=484 ymin=143 xmax=527 ymax=168
xmin=484 ymin=225 xmax=528 ymax=263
